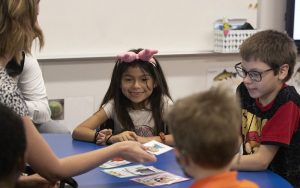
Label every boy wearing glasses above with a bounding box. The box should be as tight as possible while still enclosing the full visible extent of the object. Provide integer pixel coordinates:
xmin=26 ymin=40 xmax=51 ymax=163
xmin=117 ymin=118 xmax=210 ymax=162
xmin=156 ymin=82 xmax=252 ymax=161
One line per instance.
xmin=231 ymin=30 xmax=300 ymax=187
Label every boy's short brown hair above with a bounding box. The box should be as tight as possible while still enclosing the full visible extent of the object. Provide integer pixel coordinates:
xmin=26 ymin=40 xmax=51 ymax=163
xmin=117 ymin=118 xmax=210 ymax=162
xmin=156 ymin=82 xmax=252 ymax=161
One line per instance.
xmin=239 ymin=30 xmax=298 ymax=82
xmin=167 ymin=86 xmax=241 ymax=169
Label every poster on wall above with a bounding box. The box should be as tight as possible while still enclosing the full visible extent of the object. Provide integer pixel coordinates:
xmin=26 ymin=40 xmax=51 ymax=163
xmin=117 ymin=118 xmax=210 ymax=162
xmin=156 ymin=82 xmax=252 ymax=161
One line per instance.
xmin=49 ymin=99 xmax=64 ymax=120
xmin=206 ymin=66 xmax=242 ymax=92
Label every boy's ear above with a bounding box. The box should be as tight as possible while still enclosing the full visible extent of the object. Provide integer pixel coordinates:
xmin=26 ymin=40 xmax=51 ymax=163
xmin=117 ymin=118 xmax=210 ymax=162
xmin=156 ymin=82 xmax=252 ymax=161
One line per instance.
xmin=174 ymin=148 xmax=191 ymax=166
xmin=174 ymin=148 xmax=181 ymax=158
xmin=278 ymin=64 xmax=289 ymax=80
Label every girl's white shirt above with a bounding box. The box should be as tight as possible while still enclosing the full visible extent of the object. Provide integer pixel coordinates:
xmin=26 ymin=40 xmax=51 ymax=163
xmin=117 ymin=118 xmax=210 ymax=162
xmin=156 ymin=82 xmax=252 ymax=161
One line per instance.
xmin=103 ymin=96 xmax=173 ymax=135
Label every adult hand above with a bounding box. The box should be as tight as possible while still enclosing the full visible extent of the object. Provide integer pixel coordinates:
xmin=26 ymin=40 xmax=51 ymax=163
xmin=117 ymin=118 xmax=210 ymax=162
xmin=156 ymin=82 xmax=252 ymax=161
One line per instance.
xmin=115 ymin=141 xmax=156 ymax=163
xmin=112 ymin=131 xmax=138 ymax=142
xmin=17 ymin=174 xmax=59 ymax=188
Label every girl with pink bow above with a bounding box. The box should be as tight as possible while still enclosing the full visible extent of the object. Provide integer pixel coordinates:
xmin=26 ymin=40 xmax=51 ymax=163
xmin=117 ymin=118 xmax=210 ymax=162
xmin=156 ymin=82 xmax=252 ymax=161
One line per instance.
xmin=72 ymin=48 xmax=174 ymax=145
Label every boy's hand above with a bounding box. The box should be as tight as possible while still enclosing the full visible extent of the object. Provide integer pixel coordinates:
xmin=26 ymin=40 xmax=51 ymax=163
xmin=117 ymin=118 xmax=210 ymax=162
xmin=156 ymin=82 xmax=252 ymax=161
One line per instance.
xmin=115 ymin=141 xmax=157 ymax=163
xmin=245 ymin=141 xmax=260 ymax=154
xmin=95 ymin=129 xmax=112 ymax=145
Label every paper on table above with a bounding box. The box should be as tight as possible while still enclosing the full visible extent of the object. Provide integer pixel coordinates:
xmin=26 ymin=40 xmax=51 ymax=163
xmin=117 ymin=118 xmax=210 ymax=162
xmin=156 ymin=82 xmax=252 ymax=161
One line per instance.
xmin=131 ymin=172 xmax=189 ymax=186
xmin=102 ymin=165 xmax=163 ymax=178
xmin=99 ymin=157 xmax=131 ymax=169
xmin=144 ymin=140 xmax=173 ymax=155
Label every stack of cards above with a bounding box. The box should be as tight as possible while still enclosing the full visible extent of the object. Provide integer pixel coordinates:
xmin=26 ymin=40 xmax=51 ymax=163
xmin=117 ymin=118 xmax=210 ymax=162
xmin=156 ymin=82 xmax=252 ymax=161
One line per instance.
xmin=99 ymin=140 xmax=188 ymax=187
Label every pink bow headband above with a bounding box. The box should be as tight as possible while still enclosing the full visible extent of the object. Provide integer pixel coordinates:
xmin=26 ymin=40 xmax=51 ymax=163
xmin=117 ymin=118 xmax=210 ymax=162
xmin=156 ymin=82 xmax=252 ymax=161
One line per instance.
xmin=117 ymin=49 xmax=158 ymax=66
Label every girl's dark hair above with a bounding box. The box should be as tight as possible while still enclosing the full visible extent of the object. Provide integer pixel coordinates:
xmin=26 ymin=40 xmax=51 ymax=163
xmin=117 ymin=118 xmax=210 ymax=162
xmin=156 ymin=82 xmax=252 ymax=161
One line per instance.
xmin=0 ymin=103 xmax=26 ymax=178
xmin=101 ymin=48 xmax=172 ymax=135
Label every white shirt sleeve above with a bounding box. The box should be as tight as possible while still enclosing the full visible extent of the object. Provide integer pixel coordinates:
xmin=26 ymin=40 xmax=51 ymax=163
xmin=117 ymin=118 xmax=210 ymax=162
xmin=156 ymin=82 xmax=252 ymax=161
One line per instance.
xmin=162 ymin=96 xmax=173 ymax=120
xmin=102 ymin=100 xmax=114 ymax=118
xmin=17 ymin=54 xmax=51 ymax=124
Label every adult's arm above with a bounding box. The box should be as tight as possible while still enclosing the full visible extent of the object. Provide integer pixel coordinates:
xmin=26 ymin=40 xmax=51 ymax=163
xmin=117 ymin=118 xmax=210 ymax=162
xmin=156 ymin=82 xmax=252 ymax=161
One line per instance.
xmin=23 ymin=116 xmax=156 ymax=182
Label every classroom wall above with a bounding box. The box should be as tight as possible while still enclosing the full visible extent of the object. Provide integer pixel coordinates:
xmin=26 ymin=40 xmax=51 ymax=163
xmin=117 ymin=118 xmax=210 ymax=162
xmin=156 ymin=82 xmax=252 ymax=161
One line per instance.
xmin=39 ymin=0 xmax=292 ymax=131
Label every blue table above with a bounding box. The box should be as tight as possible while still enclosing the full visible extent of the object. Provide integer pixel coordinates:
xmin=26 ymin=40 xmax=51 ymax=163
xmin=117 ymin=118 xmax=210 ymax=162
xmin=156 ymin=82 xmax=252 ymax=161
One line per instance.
xmin=43 ymin=134 xmax=292 ymax=188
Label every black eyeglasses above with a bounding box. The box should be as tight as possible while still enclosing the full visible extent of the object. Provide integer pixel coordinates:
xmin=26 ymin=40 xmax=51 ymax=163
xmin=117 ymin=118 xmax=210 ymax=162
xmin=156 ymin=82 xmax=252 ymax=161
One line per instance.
xmin=234 ymin=62 xmax=273 ymax=82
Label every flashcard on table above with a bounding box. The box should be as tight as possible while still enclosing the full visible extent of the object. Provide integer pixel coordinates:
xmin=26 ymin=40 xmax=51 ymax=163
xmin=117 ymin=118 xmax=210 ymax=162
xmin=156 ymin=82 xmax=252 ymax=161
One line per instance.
xmin=102 ymin=165 xmax=163 ymax=178
xmin=131 ymin=172 xmax=189 ymax=187
xmin=143 ymin=140 xmax=173 ymax=155
xmin=125 ymin=165 xmax=163 ymax=176
xmin=99 ymin=157 xmax=131 ymax=169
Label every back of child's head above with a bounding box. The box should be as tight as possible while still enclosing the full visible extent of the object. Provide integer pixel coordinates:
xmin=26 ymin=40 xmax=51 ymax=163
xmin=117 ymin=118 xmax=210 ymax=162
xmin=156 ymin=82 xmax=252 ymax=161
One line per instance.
xmin=167 ymin=86 xmax=241 ymax=169
xmin=239 ymin=30 xmax=298 ymax=82
xmin=101 ymin=48 xmax=171 ymax=134
xmin=0 ymin=103 xmax=26 ymax=181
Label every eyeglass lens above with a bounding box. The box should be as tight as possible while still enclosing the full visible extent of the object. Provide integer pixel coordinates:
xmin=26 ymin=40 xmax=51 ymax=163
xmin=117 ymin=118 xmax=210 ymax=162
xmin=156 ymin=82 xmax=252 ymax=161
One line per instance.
xmin=235 ymin=64 xmax=262 ymax=82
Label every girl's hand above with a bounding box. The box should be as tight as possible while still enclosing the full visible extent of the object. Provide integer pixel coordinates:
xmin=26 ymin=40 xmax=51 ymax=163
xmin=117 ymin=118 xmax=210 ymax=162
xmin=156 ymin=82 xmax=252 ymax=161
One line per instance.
xmin=95 ymin=129 xmax=112 ymax=145
xmin=112 ymin=131 xmax=138 ymax=142
xmin=114 ymin=141 xmax=156 ymax=163
xmin=136 ymin=136 xmax=151 ymax=144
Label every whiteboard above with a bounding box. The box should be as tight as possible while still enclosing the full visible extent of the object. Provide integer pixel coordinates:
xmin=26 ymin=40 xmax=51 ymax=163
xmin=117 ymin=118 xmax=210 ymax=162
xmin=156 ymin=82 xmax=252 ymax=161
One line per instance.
xmin=34 ymin=0 xmax=257 ymax=59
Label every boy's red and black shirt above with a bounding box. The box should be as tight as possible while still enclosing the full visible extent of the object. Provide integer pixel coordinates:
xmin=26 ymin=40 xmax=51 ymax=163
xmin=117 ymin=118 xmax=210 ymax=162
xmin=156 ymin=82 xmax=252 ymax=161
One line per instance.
xmin=237 ymin=82 xmax=300 ymax=187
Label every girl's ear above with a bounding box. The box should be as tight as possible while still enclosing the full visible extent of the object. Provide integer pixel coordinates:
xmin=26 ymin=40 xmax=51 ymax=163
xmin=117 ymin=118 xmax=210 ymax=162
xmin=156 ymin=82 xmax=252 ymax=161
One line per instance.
xmin=278 ymin=64 xmax=289 ymax=80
